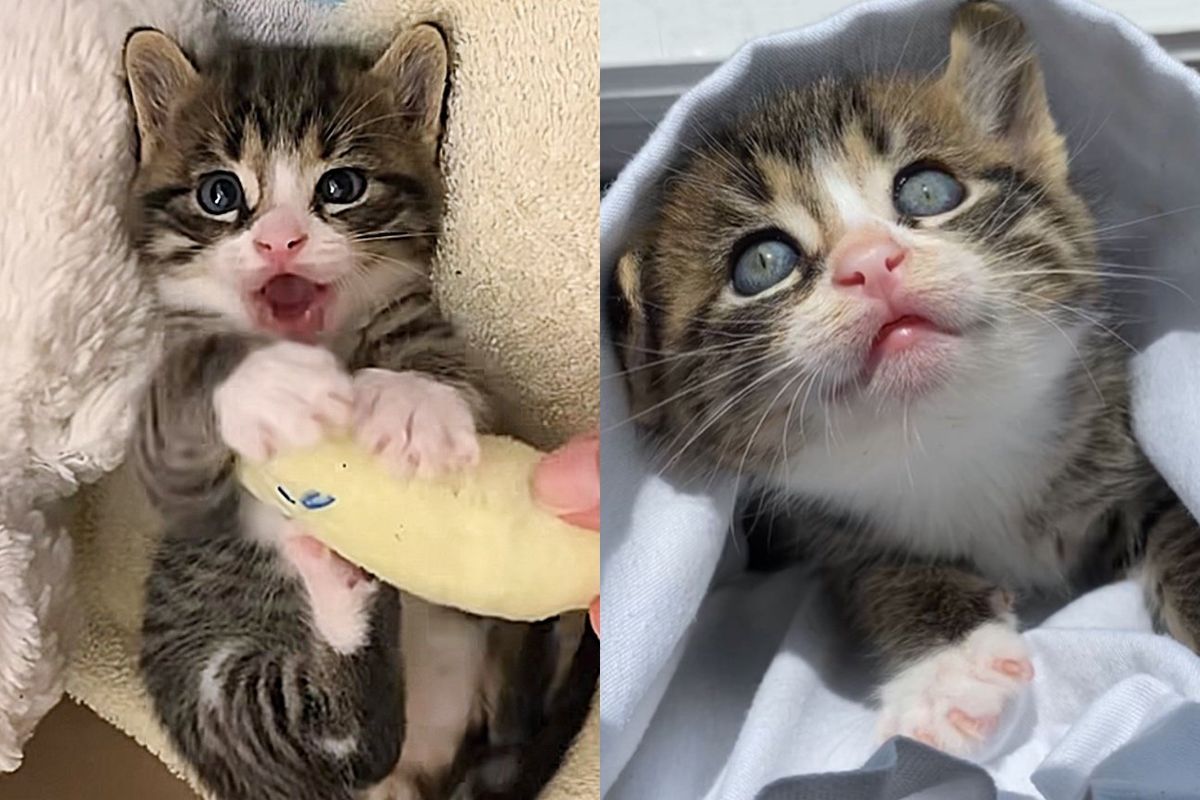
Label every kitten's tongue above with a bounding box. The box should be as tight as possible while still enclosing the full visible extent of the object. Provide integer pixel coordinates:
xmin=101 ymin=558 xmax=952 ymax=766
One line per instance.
xmin=258 ymin=274 xmax=327 ymax=340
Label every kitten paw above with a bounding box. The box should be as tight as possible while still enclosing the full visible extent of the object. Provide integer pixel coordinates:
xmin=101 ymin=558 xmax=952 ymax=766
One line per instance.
xmin=876 ymin=621 xmax=1033 ymax=756
xmin=351 ymin=368 xmax=479 ymax=478
xmin=215 ymin=341 xmax=353 ymax=461
xmin=283 ymin=533 xmax=376 ymax=654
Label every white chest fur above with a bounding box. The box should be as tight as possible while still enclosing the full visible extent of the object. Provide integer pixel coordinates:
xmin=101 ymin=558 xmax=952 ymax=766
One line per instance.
xmin=780 ymin=332 xmax=1084 ymax=586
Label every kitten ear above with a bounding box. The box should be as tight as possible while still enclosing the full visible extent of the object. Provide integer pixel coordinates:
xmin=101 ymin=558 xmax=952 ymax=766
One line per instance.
xmin=610 ymin=247 xmax=660 ymax=425
xmin=123 ymin=28 xmax=198 ymax=160
xmin=371 ymin=23 xmax=450 ymax=141
xmin=942 ymin=2 xmax=1064 ymax=170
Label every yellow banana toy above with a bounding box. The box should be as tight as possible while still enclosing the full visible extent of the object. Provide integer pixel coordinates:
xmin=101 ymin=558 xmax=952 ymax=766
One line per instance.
xmin=238 ymin=435 xmax=599 ymax=622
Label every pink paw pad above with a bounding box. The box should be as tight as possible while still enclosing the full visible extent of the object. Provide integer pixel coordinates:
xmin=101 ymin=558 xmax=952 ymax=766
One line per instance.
xmin=993 ymin=657 xmax=1034 ymax=681
xmin=284 ymin=535 xmax=367 ymax=588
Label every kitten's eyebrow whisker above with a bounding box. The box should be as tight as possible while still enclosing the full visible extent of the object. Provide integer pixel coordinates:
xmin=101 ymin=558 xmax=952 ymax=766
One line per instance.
xmin=887 ymin=15 xmax=922 ymax=87
xmin=898 ymin=48 xmax=954 ymax=113
xmin=334 ymin=110 xmax=425 ymax=143
xmin=1064 ymin=109 xmax=1113 ymax=170
xmin=326 ymin=88 xmax=389 ymax=142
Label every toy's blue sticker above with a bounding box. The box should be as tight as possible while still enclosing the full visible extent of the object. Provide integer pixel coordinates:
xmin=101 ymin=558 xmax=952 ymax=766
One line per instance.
xmin=299 ymin=490 xmax=336 ymax=510
xmin=277 ymin=486 xmax=297 ymax=504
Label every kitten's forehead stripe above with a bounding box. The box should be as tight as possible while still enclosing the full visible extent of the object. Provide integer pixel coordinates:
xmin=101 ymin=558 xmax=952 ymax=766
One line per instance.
xmin=861 ymin=114 xmax=892 ymax=155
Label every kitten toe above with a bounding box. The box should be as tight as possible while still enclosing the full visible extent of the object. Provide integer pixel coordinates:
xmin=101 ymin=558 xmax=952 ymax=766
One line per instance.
xmin=947 ymin=708 xmax=996 ymax=740
xmin=993 ymin=656 xmax=1035 ymax=681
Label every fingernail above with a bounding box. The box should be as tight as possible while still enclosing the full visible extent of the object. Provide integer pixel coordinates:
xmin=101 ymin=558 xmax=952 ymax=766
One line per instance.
xmin=533 ymin=433 xmax=599 ymax=514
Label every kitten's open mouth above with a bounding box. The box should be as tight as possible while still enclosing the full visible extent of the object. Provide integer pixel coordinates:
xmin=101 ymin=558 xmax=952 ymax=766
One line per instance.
xmin=252 ymin=274 xmax=332 ymax=340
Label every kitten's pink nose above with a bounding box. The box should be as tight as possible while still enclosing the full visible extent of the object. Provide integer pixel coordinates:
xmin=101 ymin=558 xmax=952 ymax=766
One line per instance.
xmin=253 ymin=210 xmax=309 ymax=267
xmin=829 ymin=231 xmax=908 ymax=300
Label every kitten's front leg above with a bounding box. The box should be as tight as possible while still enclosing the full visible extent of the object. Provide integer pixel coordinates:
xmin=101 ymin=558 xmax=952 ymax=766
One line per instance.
xmin=844 ymin=562 xmax=1034 ymax=755
xmin=350 ymin=368 xmax=480 ymax=478
xmin=1143 ymin=501 xmax=1200 ymax=650
xmin=218 ymin=341 xmax=371 ymax=652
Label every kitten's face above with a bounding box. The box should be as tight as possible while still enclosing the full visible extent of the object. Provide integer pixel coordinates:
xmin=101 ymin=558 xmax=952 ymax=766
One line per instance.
xmin=614 ymin=2 xmax=1098 ymax=471
xmin=125 ymin=27 xmax=449 ymax=340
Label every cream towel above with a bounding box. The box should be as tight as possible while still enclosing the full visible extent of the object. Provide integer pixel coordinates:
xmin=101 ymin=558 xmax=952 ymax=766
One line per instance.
xmin=0 ymin=0 xmax=598 ymax=794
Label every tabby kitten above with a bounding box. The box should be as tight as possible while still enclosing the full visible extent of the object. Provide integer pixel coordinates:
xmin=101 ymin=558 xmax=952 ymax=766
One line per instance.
xmin=612 ymin=0 xmax=1199 ymax=756
xmin=125 ymin=26 xmax=594 ymax=800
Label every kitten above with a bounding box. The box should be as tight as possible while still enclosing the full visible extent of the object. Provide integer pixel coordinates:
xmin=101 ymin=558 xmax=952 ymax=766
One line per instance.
xmin=124 ymin=26 xmax=595 ymax=800
xmin=611 ymin=0 xmax=1198 ymax=757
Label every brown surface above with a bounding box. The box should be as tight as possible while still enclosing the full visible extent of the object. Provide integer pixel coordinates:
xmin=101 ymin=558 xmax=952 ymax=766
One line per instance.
xmin=0 ymin=699 xmax=199 ymax=800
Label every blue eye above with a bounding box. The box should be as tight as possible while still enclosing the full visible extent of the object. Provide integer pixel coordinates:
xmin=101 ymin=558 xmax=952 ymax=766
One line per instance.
xmin=316 ymin=168 xmax=367 ymax=205
xmin=299 ymin=490 xmax=336 ymax=510
xmin=893 ymin=165 xmax=965 ymax=217
xmin=196 ymin=171 xmax=243 ymax=215
xmin=731 ymin=237 xmax=800 ymax=296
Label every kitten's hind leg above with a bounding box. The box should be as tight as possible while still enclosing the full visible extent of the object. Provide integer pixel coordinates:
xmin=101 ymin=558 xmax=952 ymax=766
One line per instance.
xmin=1142 ymin=502 xmax=1200 ymax=650
xmin=142 ymin=570 xmax=404 ymax=800
xmin=283 ymin=533 xmax=379 ymax=655
xmin=843 ymin=562 xmax=1034 ymax=756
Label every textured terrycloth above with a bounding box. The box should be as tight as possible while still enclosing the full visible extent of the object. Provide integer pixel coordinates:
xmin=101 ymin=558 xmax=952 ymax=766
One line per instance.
xmin=600 ymin=0 xmax=1200 ymax=797
xmin=0 ymin=0 xmax=216 ymax=771
xmin=47 ymin=0 xmax=599 ymax=797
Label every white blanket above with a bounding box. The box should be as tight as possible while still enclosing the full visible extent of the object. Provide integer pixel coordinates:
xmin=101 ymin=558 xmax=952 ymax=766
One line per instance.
xmin=599 ymin=0 xmax=1200 ymax=797
xmin=0 ymin=0 xmax=215 ymax=770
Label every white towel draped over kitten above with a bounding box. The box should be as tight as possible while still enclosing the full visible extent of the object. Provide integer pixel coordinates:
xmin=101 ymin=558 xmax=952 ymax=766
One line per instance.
xmin=601 ymin=0 xmax=1200 ymax=797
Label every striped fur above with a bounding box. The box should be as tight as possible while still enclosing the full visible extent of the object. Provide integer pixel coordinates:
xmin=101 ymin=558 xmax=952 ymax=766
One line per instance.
xmin=612 ymin=0 xmax=1200 ymax=753
xmin=126 ymin=27 xmax=593 ymax=800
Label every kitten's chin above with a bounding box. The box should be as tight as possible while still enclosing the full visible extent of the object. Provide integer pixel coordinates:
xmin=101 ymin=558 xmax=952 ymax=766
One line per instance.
xmin=851 ymin=323 xmax=962 ymax=402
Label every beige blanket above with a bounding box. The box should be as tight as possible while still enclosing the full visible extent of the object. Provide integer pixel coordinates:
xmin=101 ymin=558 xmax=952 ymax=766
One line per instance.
xmin=54 ymin=0 xmax=598 ymax=796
